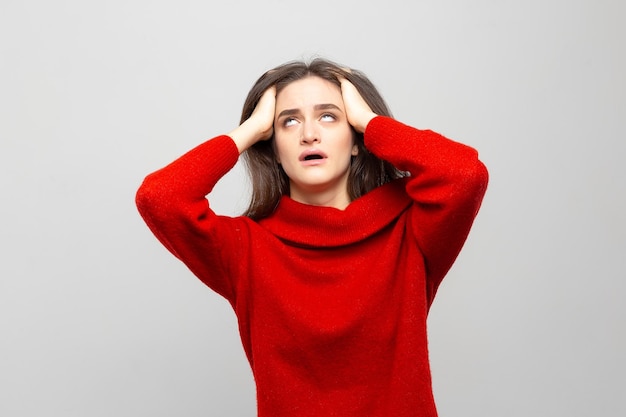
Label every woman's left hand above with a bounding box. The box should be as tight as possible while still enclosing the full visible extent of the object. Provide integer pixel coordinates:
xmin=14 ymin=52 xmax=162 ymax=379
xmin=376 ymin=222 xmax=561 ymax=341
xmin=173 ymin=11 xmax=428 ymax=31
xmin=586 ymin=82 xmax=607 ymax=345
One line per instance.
xmin=339 ymin=78 xmax=378 ymax=133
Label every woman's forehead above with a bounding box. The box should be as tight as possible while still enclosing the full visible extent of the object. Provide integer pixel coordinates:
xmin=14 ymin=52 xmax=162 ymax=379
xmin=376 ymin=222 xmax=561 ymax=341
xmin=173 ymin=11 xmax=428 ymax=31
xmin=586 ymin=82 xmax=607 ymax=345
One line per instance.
xmin=276 ymin=76 xmax=343 ymax=110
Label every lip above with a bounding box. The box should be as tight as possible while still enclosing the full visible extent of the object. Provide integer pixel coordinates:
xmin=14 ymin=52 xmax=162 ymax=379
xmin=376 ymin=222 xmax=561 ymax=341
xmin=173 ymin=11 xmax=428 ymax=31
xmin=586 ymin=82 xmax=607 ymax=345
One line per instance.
xmin=298 ymin=148 xmax=328 ymax=165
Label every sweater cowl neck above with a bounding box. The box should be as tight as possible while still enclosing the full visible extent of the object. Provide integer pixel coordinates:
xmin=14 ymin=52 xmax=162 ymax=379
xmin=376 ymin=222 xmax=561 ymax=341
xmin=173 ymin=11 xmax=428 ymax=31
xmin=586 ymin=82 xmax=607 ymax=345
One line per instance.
xmin=258 ymin=179 xmax=411 ymax=248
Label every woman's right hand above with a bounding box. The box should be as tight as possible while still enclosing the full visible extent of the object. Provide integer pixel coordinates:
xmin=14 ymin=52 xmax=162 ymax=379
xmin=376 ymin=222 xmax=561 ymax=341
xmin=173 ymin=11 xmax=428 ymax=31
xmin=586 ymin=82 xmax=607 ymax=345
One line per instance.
xmin=229 ymin=86 xmax=276 ymax=153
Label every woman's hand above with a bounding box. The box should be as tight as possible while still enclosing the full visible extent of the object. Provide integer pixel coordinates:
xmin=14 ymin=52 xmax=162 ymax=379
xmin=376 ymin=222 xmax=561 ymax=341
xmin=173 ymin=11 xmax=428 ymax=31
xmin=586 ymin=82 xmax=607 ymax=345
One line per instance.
xmin=248 ymin=86 xmax=277 ymax=141
xmin=229 ymin=86 xmax=276 ymax=153
xmin=339 ymin=78 xmax=377 ymax=133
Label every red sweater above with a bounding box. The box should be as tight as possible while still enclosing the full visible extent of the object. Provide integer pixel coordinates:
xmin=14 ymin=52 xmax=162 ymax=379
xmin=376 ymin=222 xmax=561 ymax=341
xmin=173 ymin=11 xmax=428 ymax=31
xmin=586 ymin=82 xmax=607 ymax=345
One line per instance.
xmin=136 ymin=116 xmax=488 ymax=417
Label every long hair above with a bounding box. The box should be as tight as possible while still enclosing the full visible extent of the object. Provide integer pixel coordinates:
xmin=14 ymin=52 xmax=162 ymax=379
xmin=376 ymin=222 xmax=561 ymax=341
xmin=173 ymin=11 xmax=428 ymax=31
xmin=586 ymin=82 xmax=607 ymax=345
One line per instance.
xmin=241 ymin=57 xmax=405 ymax=220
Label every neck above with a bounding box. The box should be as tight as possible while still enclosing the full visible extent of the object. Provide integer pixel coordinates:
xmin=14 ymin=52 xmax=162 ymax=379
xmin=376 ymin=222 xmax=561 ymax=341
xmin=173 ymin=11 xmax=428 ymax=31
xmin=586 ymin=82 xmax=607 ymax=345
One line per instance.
xmin=289 ymin=182 xmax=351 ymax=210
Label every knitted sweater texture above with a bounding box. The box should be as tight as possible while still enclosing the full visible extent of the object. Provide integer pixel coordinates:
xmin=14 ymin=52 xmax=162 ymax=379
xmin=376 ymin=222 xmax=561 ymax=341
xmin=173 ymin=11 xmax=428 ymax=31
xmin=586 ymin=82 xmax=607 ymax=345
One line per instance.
xmin=136 ymin=116 xmax=489 ymax=416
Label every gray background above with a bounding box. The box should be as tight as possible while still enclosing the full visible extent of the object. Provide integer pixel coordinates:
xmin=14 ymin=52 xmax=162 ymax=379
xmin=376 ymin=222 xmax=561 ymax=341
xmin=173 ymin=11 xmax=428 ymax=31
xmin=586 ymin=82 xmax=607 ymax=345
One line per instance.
xmin=1 ymin=0 xmax=624 ymax=416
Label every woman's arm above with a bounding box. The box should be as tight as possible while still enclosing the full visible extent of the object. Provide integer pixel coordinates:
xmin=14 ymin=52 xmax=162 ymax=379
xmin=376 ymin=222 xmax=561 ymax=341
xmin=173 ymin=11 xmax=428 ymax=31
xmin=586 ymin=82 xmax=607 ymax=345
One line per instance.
xmin=228 ymin=86 xmax=276 ymax=152
xmin=135 ymin=87 xmax=276 ymax=300
xmin=341 ymin=79 xmax=488 ymax=300
xmin=366 ymin=117 xmax=488 ymax=296
xmin=135 ymin=136 xmax=241 ymax=300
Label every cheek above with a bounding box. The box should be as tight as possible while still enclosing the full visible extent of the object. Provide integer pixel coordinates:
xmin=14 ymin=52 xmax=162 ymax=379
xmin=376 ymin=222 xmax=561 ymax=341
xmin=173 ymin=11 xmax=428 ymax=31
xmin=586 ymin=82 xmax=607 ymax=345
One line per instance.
xmin=342 ymin=129 xmax=358 ymax=156
xmin=273 ymin=140 xmax=281 ymax=163
xmin=274 ymin=135 xmax=293 ymax=164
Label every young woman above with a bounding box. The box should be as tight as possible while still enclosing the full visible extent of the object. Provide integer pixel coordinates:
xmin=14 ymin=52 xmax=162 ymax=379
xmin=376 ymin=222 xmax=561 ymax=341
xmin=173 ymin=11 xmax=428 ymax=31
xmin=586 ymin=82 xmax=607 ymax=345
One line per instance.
xmin=136 ymin=58 xmax=488 ymax=417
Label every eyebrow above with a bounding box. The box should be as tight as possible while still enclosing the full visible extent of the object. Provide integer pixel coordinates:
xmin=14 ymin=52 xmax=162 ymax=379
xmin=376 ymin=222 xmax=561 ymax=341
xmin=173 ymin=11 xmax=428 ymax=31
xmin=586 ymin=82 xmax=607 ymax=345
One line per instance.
xmin=277 ymin=103 xmax=343 ymax=119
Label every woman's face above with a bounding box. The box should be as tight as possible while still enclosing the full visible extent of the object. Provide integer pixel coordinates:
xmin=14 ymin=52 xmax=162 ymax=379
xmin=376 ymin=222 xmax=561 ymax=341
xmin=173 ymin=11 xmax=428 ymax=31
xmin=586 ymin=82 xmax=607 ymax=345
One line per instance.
xmin=273 ymin=75 xmax=358 ymax=208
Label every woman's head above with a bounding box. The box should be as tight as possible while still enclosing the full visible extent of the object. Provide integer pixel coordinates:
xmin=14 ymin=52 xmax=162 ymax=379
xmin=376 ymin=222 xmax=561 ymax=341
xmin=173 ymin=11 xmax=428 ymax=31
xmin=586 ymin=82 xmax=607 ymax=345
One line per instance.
xmin=241 ymin=57 xmax=404 ymax=220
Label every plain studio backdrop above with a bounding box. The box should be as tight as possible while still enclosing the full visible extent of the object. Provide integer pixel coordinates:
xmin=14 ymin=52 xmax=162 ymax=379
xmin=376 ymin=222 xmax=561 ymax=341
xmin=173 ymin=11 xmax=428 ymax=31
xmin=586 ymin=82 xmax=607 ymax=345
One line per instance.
xmin=1 ymin=1 xmax=624 ymax=416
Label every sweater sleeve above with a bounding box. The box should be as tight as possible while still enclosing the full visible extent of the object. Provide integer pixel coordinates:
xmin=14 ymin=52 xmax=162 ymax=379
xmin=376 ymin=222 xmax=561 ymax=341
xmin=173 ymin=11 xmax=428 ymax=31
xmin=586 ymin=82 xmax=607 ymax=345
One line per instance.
xmin=364 ymin=116 xmax=489 ymax=300
xmin=135 ymin=135 xmax=243 ymax=302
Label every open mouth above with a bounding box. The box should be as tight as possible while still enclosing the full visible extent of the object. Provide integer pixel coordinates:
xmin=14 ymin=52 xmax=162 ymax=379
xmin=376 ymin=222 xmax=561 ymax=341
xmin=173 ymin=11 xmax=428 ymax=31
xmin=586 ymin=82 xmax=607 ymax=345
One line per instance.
xmin=299 ymin=149 xmax=328 ymax=162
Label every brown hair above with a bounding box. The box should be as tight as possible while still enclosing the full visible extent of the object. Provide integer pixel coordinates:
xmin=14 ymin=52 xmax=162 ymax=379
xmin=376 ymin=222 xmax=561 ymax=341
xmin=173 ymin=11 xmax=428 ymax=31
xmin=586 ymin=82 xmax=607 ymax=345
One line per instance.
xmin=241 ymin=57 xmax=405 ymax=220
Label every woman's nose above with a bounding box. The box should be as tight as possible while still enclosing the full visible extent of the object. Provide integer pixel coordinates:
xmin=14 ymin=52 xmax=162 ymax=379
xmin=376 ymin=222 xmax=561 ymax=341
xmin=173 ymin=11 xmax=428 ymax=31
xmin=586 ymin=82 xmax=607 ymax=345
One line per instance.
xmin=301 ymin=121 xmax=320 ymax=144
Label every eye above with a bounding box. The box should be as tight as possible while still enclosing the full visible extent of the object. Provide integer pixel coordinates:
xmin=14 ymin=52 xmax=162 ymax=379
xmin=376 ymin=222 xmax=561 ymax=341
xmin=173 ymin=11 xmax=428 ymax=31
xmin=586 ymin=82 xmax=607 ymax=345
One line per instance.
xmin=283 ymin=117 xmax=298 ymax=127
xmin=320 ymin=113 xmax=336 ymax=122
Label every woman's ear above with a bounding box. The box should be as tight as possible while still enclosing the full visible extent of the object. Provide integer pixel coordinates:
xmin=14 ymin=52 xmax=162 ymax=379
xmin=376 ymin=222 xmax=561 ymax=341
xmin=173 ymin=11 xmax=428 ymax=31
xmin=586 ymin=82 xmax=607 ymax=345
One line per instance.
xmin=351 ymin=144 xmax=359 ymax=156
